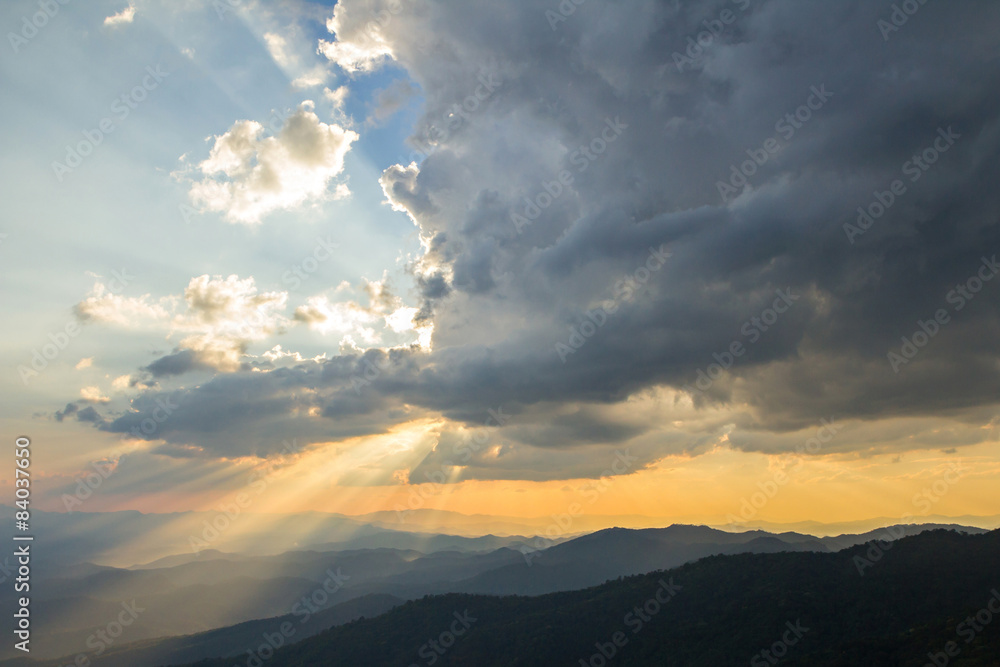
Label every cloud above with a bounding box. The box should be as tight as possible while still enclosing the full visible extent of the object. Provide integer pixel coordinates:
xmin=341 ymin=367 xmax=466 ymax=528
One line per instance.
xmin=187 ymin=102 xmax=358 ymax=224
xmin=104 ymin=4 xmax=135 ymax=27
xmin=294 ymin=296 xmax=379 ymax=341
xmin=264 ymin=31 xmax=295 ymax=68
xmin=262 ymin=30 xmax=329 ymax=88
xmin=67 ymin=0 xmax=1000 ymax=479
xmin=318 ymin=1 xmax=399 ymax=73
xmin=324 ymin=85 xmax=350 ymax=113
xmin=292 ymin=276 xmax=433 ymax=349
xmin=143 ymin=350 xmax=217 ymax=378
xmin=76 ymin=275 xmax=291 ymax=374
xmin=80 ymin=387 xmax=111 ymax=404
xmin=291 ymin=66 xmax=331 ymax=89
xmin=112 ymin=375 xmax=134 ymax=391
xmin=369 ymin=79 xmax=418 ymax=126
xmin=75 ymin=283 xmax=172 ymax=327
xmin=75 ymin=358 xmax=93 ymax=370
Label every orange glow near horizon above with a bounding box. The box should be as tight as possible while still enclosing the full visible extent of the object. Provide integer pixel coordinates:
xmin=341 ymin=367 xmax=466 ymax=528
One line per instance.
xmin=31 ymin=429 xmax=1000 ymax=535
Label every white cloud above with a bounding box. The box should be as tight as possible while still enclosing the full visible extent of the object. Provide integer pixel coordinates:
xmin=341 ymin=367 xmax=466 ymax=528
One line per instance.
xmin=385 ymin=305 xmax=433 ymax=349
xmin=318 ymin=3 xmax=397 ymax=73
xmin=75 ymin=283 xmax=172 ymax=327
xmin=264 ymin=31 xmax=295 ymax=68
xmin=179 ymin=274 xmax=289 ymax=342
xmin=293 ymin=276 xmax=433 ymax=349
xmin=104 ymin=4 xmax=135 ymax=26
xmin=261 ymin=345 xmax=327 ymax=365
xmin=80 ymin=386 xmax=111 ymax=403
xmin=75 ymin=275 xmax=291 ymax=373
xmin=291 ymin=65 xmax=330 ymax=89
xmin=260 ymin=22 xmax=330 ymax=88
xmin=323 ymin=85 xmax=350 ymax=113
xmin=294 ymin=295 xmax=380 ymax=342
xmin=188 ymin=102 xmax=358 ymax=224
xmin=75 ymin=358 xmax=93 ymax=370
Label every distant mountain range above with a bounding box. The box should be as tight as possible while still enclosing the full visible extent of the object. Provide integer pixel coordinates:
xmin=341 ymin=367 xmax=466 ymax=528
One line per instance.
xmin=0 ymin=521 xmax=988 ymax=666
xmin=173 ymin=528 xmax=1000 ymax=667
xmin=0 ymin=505 xmax=548 ymax=571
xmin=327 ymin=507 xmax=1000 ymax=537
xmin=0 ymin=594 xmax=404 ymax=667
xmin=443 ymin=523 xmax=986 ymax=596
xmin=4 ymin=505 xmax=997 ymax=572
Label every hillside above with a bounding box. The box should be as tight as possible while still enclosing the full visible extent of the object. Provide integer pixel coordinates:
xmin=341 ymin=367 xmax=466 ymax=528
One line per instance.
xmin=178 ymin=529 xmax=1000 ymax=666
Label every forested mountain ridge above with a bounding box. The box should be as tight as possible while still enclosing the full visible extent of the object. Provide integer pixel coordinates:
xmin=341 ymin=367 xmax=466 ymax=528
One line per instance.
xmin=180 ymin=528 xmax=1000 ymax=666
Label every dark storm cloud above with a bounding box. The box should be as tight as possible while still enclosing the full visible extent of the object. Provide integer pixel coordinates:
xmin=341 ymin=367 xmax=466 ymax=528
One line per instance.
xmin=143 ymin=349 xmax=217 ymax=377
xmin=75 ymin=0 xmax=1000 ymax=475
xmin=55 ymin=403 xmax=106 ymax=425
xmin=54 ymin=403 xmax=78 ymax=422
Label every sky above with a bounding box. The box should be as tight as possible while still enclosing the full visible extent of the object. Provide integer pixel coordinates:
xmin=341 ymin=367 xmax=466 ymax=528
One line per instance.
xmin=2 ymin=0 xmax=1000 ymax=532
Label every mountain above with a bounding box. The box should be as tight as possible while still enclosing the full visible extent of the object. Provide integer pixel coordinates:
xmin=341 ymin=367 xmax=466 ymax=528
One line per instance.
xmin=0 ymin=506 xmax=540 ymax=570
xmin=175 ymin=528 xmax=1000 ymax=666
xmin=350 ymin=508 xmax=1000 ymax=537
xmin=0 ymin=594 xmax=403 ymax=667
xmin=4 ymin=523 xmax=987 ymax=665
xmin=714 ymin=514 xmax=1000 ymax=536
xmin=0 ymin=525 xmax=813 ymax=661
xmin=0 ymin=547 xmax=526 ymax=660
xmin=446 ymin=525 xmax=830 ymax=595
xmin=301 ymin=531 xmax=551 ymax=554
xmin=348 ymin=508 xmax=672 ymax=535
xmin=128 ymin=549 xmax=247 ymax=570
xmin=816 ymin=523 xmax=990 ymax=550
